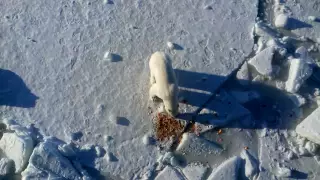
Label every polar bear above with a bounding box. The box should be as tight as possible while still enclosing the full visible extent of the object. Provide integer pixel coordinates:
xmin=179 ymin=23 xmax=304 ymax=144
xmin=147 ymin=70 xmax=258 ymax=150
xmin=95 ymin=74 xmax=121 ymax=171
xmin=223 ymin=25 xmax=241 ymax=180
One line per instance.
xmin=149 ymin=51 xmax=179 ymax=117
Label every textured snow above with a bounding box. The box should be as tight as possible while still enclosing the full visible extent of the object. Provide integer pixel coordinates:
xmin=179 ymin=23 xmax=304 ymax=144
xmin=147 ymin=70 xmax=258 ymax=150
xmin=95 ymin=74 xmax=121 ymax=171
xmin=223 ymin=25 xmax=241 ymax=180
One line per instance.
xmin=176 ymin=133 xmax=222 ymax=156
xmin=0 ymin=0 xmax=257 ymax=178
xmin=207 ymin=156 xmax=242 ymax=180
xmin=0 ymin=132 xmax=34 ymax=173
xmin=155 ymin=166 xmax=184 ymax=180
xmin=296 ymin=107 xmax=320 ymax=145
xmin=248 ymin=46 xmax=275 ymax=77
xmin=182 ymin=162 xmax=208 ymax=180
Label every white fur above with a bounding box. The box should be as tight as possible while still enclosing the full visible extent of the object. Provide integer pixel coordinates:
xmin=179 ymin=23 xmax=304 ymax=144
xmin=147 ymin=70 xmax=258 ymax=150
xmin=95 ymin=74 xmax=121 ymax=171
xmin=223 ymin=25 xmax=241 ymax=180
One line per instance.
xmin=149 ymin=51 xmax=179 ymax=116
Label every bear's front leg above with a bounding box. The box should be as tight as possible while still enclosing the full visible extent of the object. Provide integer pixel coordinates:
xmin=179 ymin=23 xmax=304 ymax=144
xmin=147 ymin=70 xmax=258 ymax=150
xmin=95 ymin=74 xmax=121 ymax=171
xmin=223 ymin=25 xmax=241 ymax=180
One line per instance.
xmin=149 ymin=84 xmax=161 ymax=102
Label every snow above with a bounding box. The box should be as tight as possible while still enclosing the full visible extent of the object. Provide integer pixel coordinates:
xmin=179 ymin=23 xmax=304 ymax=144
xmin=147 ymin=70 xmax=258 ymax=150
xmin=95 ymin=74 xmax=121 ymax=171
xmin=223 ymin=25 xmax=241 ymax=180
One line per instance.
xmin=248 ymin=46 xmax=275 ymax=77
xmin=176 ymin=133 xmax=222 ymax=156
xmin=275 ymin=14 xmax=289 ymax=29
xmin=0 ymin=0 xmax=258 ymax=178
xmin=285 ymin=58 xmax=313 ymax=93
xmin=207 ymin=156 xmax=242 ymax=180
xmin=182 ymin=162 xmax=208 ymax=180
xmin=0 ymin=158 xmax=14 ymax=177
xmin=155 ymin=166 xmax=184 ymax=180
xmin=296 ymin=107 xmax=320 ymax=145
xmin=241 ymin=150 xmax=259 ymax=179
xmin=0 ymin=132 xmax=34 ymax=173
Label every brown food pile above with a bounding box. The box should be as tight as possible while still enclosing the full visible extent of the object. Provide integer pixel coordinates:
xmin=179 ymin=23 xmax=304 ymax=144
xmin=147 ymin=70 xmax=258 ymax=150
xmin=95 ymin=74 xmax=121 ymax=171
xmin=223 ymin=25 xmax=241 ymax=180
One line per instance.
xmin=155 ymin=113 xmax=184 ymax=141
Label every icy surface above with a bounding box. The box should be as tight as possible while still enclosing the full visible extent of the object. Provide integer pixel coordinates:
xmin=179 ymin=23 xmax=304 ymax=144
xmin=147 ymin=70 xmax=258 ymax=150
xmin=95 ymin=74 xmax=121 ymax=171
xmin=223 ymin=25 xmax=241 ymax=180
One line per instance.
xmin=236 ymin=61 xmax=251 ymax=86
xmin=182 ymin=162 xmax=208 ymax=180
xmin=0 ymin=132 xmax=34 ymax=173
xmin=296 ymin=107 xmax=320 ymax=145
xmin=0 ymin=0 xmax=257 ymax=178
xmin=155 ymin=166 xmax=184 ymax=180
xmin=207 ymin=156 xmax=242 ymax=180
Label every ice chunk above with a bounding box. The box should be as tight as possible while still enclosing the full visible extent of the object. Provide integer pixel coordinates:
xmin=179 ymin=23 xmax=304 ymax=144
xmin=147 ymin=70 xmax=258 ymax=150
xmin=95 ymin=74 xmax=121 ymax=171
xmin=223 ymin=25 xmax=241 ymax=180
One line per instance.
xmin=176 ymin=133 xmax=222 ymax=156
xmin=275 ymin=166 xmax=292 ymax=178
xmin=288 ymin=94 xmax=306 ymax=107
xmin=182 ymin=162 xmax=208 ymax=180
xmin=155 ymin=166 xmax=184 ymax=180
xmin=308 ymin=16 xmax=317 ymax=22
xmin=236 ymin=61 xmax=250 ymax=86
xmin=285 ymin=58 xmax=312 ymax=93
xmin=305 ymin=141 xmax=318 ymax=154
xmin=28 ymin=140 xmax=82 ymax=180
xmin=229 ymin=90 xmax=260 ymax=104
xmin=0 ymin=132 xmax=34 ymax=173
xmin=241 ymin=150 xmax=259 ymax=179
xmin=167 ymin=42 xmax=174 ymax=50
xmin=142 ymin=135 xmax=154 ymax=145
xmin=248 ymin=46 xmax=275 ymax=76
xmin=296 ymin=107 xmax=320 ymax=145
xmin=275 ymin=14 xmax=289 ymax=29
xmin=0 ymin=158 xmax=14 ymax=176
xmin=208 ymin=156 xmax=242 ymax=180
xmin=21 ymin=163 xmax=49 ymax=180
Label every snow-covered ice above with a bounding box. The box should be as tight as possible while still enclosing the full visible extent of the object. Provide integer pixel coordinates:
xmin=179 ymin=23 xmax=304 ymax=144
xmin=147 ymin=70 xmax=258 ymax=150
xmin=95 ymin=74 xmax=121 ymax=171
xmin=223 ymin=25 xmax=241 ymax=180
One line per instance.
xmin=182 ymin=162 xmax=208 ymax=180
xmin=296 ymin=107 xmax=320 ymax=145
xmin=155 ymin=166 xmax=184 ymax=180
xmin=275 ymin=166 xmax=292 ymax=178
xmin=0 ymin=132 xmax=34 ymax=173
xmin=248 ymin=46 xmax=275 ymax=77
xmin=288 ymin=93 xmax=306 ymax=107
xmin=229 ymin=90 xmax=260 ymax=104
xmin=207 ymin=156 xmax=242 ymax=180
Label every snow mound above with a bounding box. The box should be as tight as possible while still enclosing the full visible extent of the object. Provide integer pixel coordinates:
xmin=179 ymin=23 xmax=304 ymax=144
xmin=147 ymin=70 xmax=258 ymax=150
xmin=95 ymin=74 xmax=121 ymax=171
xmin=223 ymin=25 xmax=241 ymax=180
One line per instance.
xmin=207 ymin=156 xmax=242 ymax=180
xmin=0 ymin=132 xmax=34 ymax=173
xmin=176 ymin=133 xmax=222 ymax=156
xmin=182 ymin=162 xmax=208 ymax=180
xmin=155 ymin=166 xmax=184 ymax=180
xmin=275 ymin=14 xmax=289 ymax=28
xmin=296 ymin=107 xmax=320 ymax=145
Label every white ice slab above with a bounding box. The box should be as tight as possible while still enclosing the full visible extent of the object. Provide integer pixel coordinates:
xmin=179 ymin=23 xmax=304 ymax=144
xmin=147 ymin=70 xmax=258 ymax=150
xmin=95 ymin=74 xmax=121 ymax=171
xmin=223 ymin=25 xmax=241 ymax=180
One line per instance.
xmin=207 ymin=156 xmax=242 ymax=180
xmin=182 ymin=162 xmax=208 ymax=180
xmin=296 ymin=107 xmax=320 ymax=145
xmin=155 ymin=166 xmax=184 ymax=180
xmin=248 ymin=46 xmax=275 ymax=77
